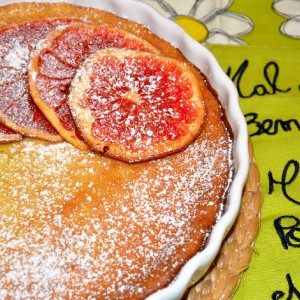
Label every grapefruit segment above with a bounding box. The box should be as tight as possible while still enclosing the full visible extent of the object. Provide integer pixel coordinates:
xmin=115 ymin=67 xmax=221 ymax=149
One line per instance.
xmin=0 ymin=122 xmax=22 ymax=143
xmin=68 ymin=49 xmax=206 ymax=163
xmin=0 ymin=18 xmax=79 ymax=142
xmin=28 ymin=22 xmax=161 ymax=150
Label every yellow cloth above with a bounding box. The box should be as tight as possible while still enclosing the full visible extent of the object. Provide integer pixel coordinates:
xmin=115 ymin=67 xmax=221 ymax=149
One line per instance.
xmin=209 ymin=44 xmax=300 ymax=299
xmin=139 ymin=0 xmax=300 ymax=298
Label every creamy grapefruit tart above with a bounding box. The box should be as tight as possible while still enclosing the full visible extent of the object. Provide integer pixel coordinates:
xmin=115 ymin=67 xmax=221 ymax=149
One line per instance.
xmin=0 ymin=2 xmax=243 ymax=300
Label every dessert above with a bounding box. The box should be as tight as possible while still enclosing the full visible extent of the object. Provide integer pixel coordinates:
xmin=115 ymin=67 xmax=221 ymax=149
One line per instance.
xmin=0 ymin=2 xmax=234 ymax=300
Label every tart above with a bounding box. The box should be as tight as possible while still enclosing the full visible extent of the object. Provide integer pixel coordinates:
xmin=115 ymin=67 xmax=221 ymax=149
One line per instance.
xmin=0 ymin=2 xmax=246 ymax=300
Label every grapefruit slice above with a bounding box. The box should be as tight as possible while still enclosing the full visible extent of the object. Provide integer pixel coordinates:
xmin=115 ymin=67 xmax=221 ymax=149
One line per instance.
xmin=68 ymin=49 xmax=206 ymax=163
xmin=0 ymin=18 xmax=79 ymax=142
xmin=28 ymin=23 xmax=161 ymax=150
xmin=0 ymin=122 xmax=22 ymax=143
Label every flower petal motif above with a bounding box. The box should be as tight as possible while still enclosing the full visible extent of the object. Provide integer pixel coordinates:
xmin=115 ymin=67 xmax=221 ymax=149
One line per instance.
xmin=205 ymin=12 xmax=253 ymax=37
xmin=140 ymin=0 xmax=253 ymax=44
xmin=281 ymin=16 xmax=300 ymax=39
xmin=141 ymin=0 xmax=182 ymax=17
xmin=273 ymin=0 xmax=300 ymax=39
xmin=273 ymin=0 xmax=300 ymax=18
xmin=191 ymin=0 xmax=233 ymax=21
xmin=205 ymin=30 xmax=247 ymax=45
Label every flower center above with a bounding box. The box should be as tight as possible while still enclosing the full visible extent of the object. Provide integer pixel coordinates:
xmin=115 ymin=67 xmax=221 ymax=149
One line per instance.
xmin=173 ymin=16 xmax=208 ymax=43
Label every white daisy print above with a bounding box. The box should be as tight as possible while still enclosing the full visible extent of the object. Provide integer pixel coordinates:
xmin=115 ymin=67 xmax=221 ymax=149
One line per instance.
xmin=273 ymin=0 xmax=300 ymax=39
xmin=141 ymin=0 xmax=254 ymax=44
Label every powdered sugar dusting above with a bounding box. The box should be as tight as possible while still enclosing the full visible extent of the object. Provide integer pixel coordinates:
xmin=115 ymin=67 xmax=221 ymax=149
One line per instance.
xmin=0 ymin=122 xmax=22 ymax=142
xmin=82 ymin=53 xmax=196 ymax=147
xmin=0 ymin=7 xmax=234 ymax=300
xmin=32 ymin=23 xmax=160 ymax=146
xmin=0 ymin=124 xmax=233 ymax=299
xmin=4 ymin=40 xmax=29 ymax=69
xmin=0 ymin=18 xmax=75 ymax=138
xmin=69 ymin=49 xmax=204 ymax=162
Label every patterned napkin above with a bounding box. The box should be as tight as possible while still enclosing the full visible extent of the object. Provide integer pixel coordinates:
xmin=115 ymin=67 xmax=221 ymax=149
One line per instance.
xmin=139 ymin=0 xmax=300 ymax=299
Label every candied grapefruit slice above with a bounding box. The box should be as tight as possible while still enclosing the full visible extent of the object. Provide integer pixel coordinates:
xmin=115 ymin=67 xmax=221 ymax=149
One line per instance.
xmin=0 ymin=18 xmax=79 ymax=142
xmin=0 ymin=122 xmax=22 ymax=143
xmin=28 ymin=23 xmax=161 ymax=150
xmin=68 ymin=49 xmax=206 ymax=163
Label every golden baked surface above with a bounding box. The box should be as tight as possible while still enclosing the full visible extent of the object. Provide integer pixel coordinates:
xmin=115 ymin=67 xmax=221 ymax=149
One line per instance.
xmin=0 ymin=2 xmax=233 ymax=299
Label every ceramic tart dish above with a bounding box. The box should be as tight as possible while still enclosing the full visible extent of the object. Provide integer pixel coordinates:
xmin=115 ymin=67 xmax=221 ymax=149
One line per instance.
xmin=0 ymin=1 xmax=249 ymax=299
